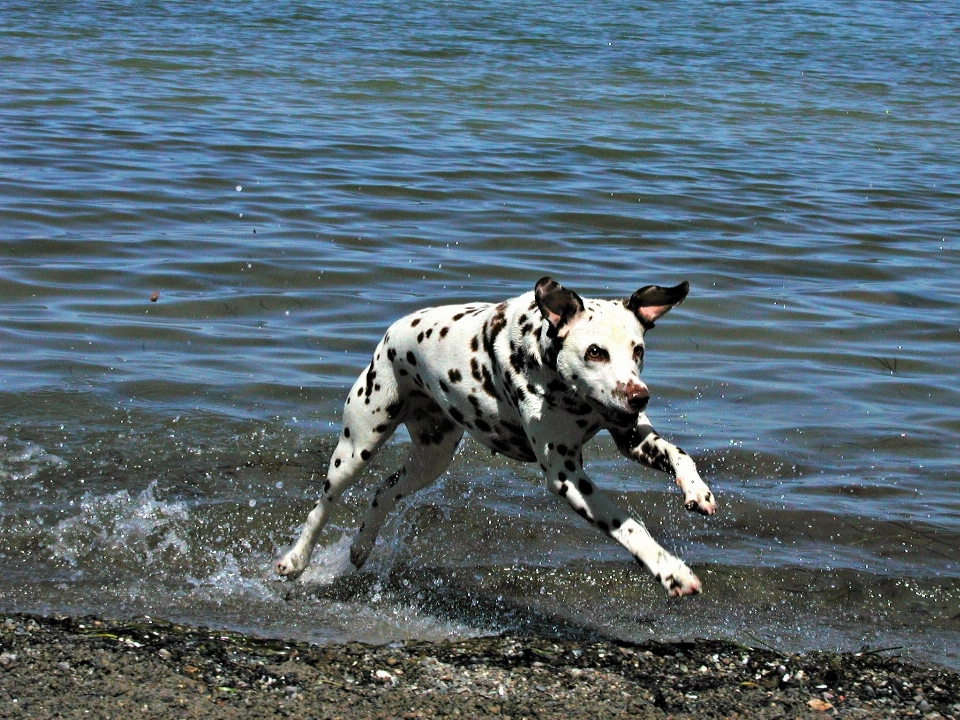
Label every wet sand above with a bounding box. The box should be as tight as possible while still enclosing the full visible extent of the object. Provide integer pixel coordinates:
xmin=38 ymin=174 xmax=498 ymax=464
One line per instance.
xmin=1 ymin=613 xmax=958 ymax=719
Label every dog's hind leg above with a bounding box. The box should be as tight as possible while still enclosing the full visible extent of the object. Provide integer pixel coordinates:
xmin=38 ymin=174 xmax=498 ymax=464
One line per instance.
xmin=275 ymin=354 xmax=404 ymax=579
xmin=349 ymin=402 xmax=463 ymax=569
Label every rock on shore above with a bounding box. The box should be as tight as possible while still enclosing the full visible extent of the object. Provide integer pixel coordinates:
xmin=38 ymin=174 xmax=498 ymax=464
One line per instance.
xmin=1 ymin=613 xmax=958 ymax=719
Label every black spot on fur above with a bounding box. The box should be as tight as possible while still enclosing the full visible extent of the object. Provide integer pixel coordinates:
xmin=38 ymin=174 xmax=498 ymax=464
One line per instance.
xmin=514 ymin=384 xmax=527 ymax=404
xmin=387 ymin=347 xmax=397 ymax=362
xmin=334 ymin=458 xmax=341 ymax=468
xmin=417 ymin=332 xmax=424 ymax=343
xmin=373 ymin=423 xmax=390 ymax=433
xmin=578 ymin=479 xmax=594 ymax=495
xmin=438 ymin=380 xmax=449 ymax=394
xmin=360 ymin=449 xmax=371 ymax=461
xmin=502 ymin=420 xmax=525 ymax=437
xmin=453 ymin=312 xmax=465 ymax=321
xmin=470 ymin=335 xmax=479 ymax=353
xmin=542 ymin=336 xmax=563 ymax=369
xmin=509 ymin=345 xmax=525 ymax=373
xmin=474 ymin=418 xmax=491 ymax=432
xmin=449 ymin=406 xmax=465 ymax=424
xmin=565 ymin=400 xmax=593 ymax=415
xmin=411 ymin=318 xmax=421 ymax=327
xmin=448 ymin=368 xmax=462 ymax=383
xmin=386 ymin=401 xmax=403 ymax=419
xmin=481 ymin=366 xmax=497 ymax=399
xmin=439 ymin=326 xmax=450 ymax=338
xmin=487 ymin=303 xmax=507 ymax=346
xmin=343 ymin=427 xmax=351 ymax=438
xmin=406 ymin=351 xmax=418 ymax=366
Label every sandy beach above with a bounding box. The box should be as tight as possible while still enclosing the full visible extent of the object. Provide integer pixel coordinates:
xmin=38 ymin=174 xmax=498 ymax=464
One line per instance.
xmin=1 ymin=613 xmax=957 ymax=719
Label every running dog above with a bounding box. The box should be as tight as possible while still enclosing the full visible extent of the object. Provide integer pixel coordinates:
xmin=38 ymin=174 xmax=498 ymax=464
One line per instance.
xmin=276 ymin=277 xmax=715 ymax=595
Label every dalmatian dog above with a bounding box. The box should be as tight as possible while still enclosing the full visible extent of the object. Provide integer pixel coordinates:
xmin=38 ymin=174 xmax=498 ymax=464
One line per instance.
xmin=276 ymin=277 xmax=715 ymax=596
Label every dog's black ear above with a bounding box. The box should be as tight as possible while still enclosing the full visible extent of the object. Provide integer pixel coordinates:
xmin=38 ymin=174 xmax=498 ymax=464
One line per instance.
xmin=625 ymin=281 xmax=689 ymax=329
xmin=535 ymin=276 xmax=584 ymax=337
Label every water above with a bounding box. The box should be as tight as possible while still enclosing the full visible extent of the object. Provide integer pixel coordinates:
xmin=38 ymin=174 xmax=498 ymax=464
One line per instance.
xmin=2 ymin=0 xmax=959 ymax=668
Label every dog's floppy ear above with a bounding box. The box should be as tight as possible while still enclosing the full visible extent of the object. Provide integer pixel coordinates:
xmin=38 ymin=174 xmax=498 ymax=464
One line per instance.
xmin=625 ymin=281 xmax=689 ymax=329
xmin=535 ymin=276 xmax=584 ymax=337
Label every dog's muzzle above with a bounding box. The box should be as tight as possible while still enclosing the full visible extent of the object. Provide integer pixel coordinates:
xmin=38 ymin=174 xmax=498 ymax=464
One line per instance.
xmin=623 ymin=380 xmax=649 ymax=413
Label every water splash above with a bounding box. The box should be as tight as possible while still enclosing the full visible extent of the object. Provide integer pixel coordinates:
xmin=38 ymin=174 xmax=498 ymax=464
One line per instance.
xmin=0 ymin=440 xmax=66 ymax=483
xmin=47 ymin=481 xmax=189 ymax=571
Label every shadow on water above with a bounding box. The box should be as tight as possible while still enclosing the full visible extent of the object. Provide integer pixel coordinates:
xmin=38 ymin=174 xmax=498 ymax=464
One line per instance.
xmin=297 ymin=563 xmax=630 ymax=644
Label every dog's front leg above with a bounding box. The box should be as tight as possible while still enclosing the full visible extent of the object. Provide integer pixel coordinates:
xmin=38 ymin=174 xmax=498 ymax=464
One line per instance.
xmin=536 ymin=436 xmax=700 ymax=596
xmin=610 ymin=421 xmax=716 ymax=515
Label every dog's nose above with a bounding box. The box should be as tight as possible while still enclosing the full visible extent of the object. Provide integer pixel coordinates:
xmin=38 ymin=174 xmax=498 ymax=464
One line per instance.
xmin=625 ymin=381 xmax=649 ymax=412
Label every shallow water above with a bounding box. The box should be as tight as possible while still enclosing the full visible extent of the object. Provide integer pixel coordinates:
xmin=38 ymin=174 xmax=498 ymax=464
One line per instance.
xmin=1 ymin=1 xmax=959 ymax=668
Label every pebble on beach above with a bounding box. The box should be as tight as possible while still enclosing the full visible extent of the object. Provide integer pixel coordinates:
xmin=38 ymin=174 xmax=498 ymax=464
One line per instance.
xmin=1 ymin=614 xmax=958 ymax=719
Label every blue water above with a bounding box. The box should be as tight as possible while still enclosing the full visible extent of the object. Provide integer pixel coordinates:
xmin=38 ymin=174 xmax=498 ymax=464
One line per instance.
xmin=1 ymin=1 xmax=959 ymax=668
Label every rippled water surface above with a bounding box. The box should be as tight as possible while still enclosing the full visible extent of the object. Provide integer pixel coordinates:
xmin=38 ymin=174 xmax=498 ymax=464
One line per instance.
xmin=2 ymin=1 xmax=959 ymax=668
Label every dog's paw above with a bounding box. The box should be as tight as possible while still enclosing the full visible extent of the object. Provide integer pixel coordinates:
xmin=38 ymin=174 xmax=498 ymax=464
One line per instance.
xmin=274 ymin=550 xmax=308 ymax=579
xmin=677 ymin=477 xmax=716 ymax=515
xmin=683 ymin=488 xmax=716 ymax=515
xmin=658 ymin=560 xmax=701 ymax=597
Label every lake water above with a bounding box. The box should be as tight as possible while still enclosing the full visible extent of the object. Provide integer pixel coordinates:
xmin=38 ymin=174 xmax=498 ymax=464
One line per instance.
xmin=2 ymin=1 xmax=958 ymax=669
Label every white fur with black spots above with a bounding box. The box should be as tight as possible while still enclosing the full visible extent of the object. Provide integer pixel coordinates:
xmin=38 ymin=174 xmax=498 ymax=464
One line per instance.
xmin=275 ymin=277 xmax=715 ymax=596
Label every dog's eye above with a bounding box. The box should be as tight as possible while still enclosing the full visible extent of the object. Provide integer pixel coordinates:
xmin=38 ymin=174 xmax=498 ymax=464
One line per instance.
xmin=585 ymin=345 xmax=609 ymax=362
xmin=633 ymin=345 xmax=645 ymax=362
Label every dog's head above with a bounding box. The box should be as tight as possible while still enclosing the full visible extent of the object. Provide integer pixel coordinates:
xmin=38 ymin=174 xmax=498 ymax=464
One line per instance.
xmin=534 ymin=276 xmax=689 ymax=427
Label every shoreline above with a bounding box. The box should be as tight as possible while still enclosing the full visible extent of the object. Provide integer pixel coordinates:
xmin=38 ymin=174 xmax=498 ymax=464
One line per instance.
xmin=1 ymin=613 xmax=958 ymax=718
